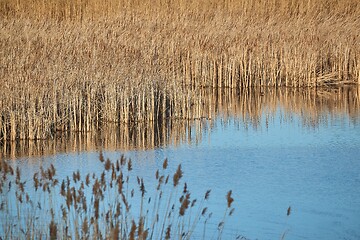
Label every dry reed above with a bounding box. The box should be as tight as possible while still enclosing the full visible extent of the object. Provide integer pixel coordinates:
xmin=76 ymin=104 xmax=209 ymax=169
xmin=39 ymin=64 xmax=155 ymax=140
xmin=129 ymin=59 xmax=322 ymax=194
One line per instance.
xmin=0 ymin=0 xmax=359 ymax=140
xmin=1 ymin=87 xmax=359 ymax=159
xmin=0 ymin=154 xmax=235 ymax=239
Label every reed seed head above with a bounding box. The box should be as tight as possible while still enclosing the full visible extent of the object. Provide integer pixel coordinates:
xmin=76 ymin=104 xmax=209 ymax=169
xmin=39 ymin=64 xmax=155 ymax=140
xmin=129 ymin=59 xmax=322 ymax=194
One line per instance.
xmin=163 ymin=158 xmax=168 ymax=169
xmin=127 ymin=159 xmax=133 ymax=171
xmin=205 ymin=190 xmax=211 ymax=200
xmin=202 ymin=207 xmax=208 ymax=216
xmin=112 ymin=222 xmax=120 ymax=240
xmin=173 ymin=164 xmax=183 ymax=187
xmin=85 ymin=174 xmax=90 ymax=186
xmin=49 ymin=220 xmax=57 ymax=240
xmin=140 ymin=178 xmax=146 ymax=197
xmin=226 ymin=190 xmax=234 ymax=208
xmin=105 ymin=158 xmax=111 ymax=171
xmin=229 ymin=208 xmax=235 ymax=216
xmin=138 ymin=217 xmax=144 ymax=238
xmin=183 ymin=182 xmax=188 ymax=194
xmin=179 ymin=193 xmax=191 ymax=216
xmin=165 ymin=225 xmax=171 ymax=240
xmin=94 ymin=198 xmax=99 ymax=219
xmin=81 ymin=218 xmax=89 ymax=238
xmin=129 ymin=220 xmax=136 ymax=240
xmin=191 ymin=199 xmax=197 ymax=207
xmin=120 ymin=155 xmax=126 ymax=166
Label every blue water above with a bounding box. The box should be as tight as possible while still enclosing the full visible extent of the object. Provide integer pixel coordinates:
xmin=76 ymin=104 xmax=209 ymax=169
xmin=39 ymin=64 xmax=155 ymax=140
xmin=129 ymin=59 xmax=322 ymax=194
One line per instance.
xmin=136 ymin=110 xmax=360 ymax=240
xmin=3 ymin=107 xmax=360 ymax=239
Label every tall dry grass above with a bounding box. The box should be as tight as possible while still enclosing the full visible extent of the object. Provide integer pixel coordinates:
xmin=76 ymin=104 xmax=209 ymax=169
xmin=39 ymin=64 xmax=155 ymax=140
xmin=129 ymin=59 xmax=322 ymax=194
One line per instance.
xmin=0 ymin=0 xmax=359 ymax=140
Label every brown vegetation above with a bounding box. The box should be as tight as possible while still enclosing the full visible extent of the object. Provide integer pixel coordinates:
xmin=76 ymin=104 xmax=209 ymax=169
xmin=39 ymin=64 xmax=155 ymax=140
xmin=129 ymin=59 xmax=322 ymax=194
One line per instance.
xmin=1 ymin=87 xmax=359 ymax=160
xmin=0 ymin=154 xmax=235 ymax=239
xmin=0 ymin=0 xmax=359 ymax=140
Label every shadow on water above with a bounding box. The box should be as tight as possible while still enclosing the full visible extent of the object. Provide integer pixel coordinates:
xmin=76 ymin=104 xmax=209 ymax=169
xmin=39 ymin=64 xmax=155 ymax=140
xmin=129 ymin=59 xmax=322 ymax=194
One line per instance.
xmin=1 ymin=86 xmax=359 ymax=160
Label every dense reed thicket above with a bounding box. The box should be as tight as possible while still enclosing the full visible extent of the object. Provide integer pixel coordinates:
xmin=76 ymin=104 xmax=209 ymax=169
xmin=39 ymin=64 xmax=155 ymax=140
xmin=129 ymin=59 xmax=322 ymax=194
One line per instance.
xmin=1 ymin=87 xmax=359 ymax=160
xmin=0 ymin=154 xmax=236 ymax=239
xmin=1 ymin=0 xmax=359 ymax=140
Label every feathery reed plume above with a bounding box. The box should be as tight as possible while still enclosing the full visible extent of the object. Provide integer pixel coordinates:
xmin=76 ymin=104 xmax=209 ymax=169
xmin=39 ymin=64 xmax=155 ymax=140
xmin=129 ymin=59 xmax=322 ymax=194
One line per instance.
xmin=73 ymin=170 xmax=80 ymax=183
xmin=60 ymin=180 xmax=66 ymax=196
xmin=141 ymin=229 xmax=149 ymax=240
xmin=163 ymin=158 xmax=168 ymax=170
xmin=117 ymin=174 xmax=123 ymax=194
xmin=120 ymin=155 xmax=126 ymax=166
xmin=49 ymin=220 xmax=57 ymax=240
xmin=229 ymin=208 xmax=235 ymax=216
xmin=85 ymin=174 xmax=90 ymax=186
xmin=165 ymin=225 xmax=171 ymax=240
xmin=226 ymin=190 xmax=234 ymax=208
xmin=129 ymin=220 xmax=137 ymax=240
xmin=140 ymin=178 xmax=146 ymax=197
xmin=173 ymin=164 xmax=183 ymax=187
xmin=50 ymin=164 xmax=56 ymax=177
xmin=127 ymin=159 xmax=133 ymax=171
xmin=61 ymin=206 xmax=67 ymax=221
xmin=112 ymin=222 xmax=120 ymax=240
xmin=205 ymin=190 xmax=211 ymax=200
xmin=179 ymin=193 xmax=191 ymax=216
xmin=138 ymin=217 xmax=144 ymax=238
xmin=94 ymin=198 xmax=100 ymax=219
xmin=105 ymin=158 xmax=111 ymax=171
xmin=202 ymin=207 xmax=208 ymax=216
xmin=287 ymin=206 xmax=291 ymax=216
xmin=82 ymin=217 xmax=89 ymax=238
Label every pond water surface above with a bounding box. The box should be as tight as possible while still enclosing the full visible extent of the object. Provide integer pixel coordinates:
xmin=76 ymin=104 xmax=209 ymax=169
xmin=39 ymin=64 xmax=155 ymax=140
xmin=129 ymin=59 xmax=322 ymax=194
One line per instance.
xmin=2 ymin=88 xmax=360 ymax=240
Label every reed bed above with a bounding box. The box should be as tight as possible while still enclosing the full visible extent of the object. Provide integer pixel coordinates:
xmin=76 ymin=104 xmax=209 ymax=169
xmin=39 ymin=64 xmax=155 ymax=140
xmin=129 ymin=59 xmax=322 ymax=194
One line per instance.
xmin=0 ymin=0 xmax=360 ymax=140
xmin=1 ymin=87 xmax=359 ymax=160
xmin=0 ymin=153 xmax=236 ymax=239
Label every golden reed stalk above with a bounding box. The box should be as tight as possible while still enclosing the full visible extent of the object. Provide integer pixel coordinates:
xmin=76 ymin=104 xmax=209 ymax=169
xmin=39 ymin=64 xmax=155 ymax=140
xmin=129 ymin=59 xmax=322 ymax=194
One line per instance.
xmin=0 ymin=0 xmax=359 ymax=140
xmin=1 ymin=87 xmax=359 ymax=159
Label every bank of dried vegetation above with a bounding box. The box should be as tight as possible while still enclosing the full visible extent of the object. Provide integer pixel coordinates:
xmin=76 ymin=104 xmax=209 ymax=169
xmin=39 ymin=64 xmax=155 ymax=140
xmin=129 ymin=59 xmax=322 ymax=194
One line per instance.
xmin=1 ymin=0 xmax=359 ymax=140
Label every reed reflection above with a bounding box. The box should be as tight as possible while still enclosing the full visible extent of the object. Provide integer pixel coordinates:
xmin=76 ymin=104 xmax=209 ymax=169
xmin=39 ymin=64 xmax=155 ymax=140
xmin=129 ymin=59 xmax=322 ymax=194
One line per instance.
xmin=1 ymin=87 xmax=359 ymax=160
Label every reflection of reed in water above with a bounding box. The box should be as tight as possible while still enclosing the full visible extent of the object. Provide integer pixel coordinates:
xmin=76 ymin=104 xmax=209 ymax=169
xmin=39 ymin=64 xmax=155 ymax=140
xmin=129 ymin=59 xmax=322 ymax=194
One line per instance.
xmin=1 ymin=87 xmax=359 ymax=159
xmin=194 ymin=87 xmax=360 ymax=132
